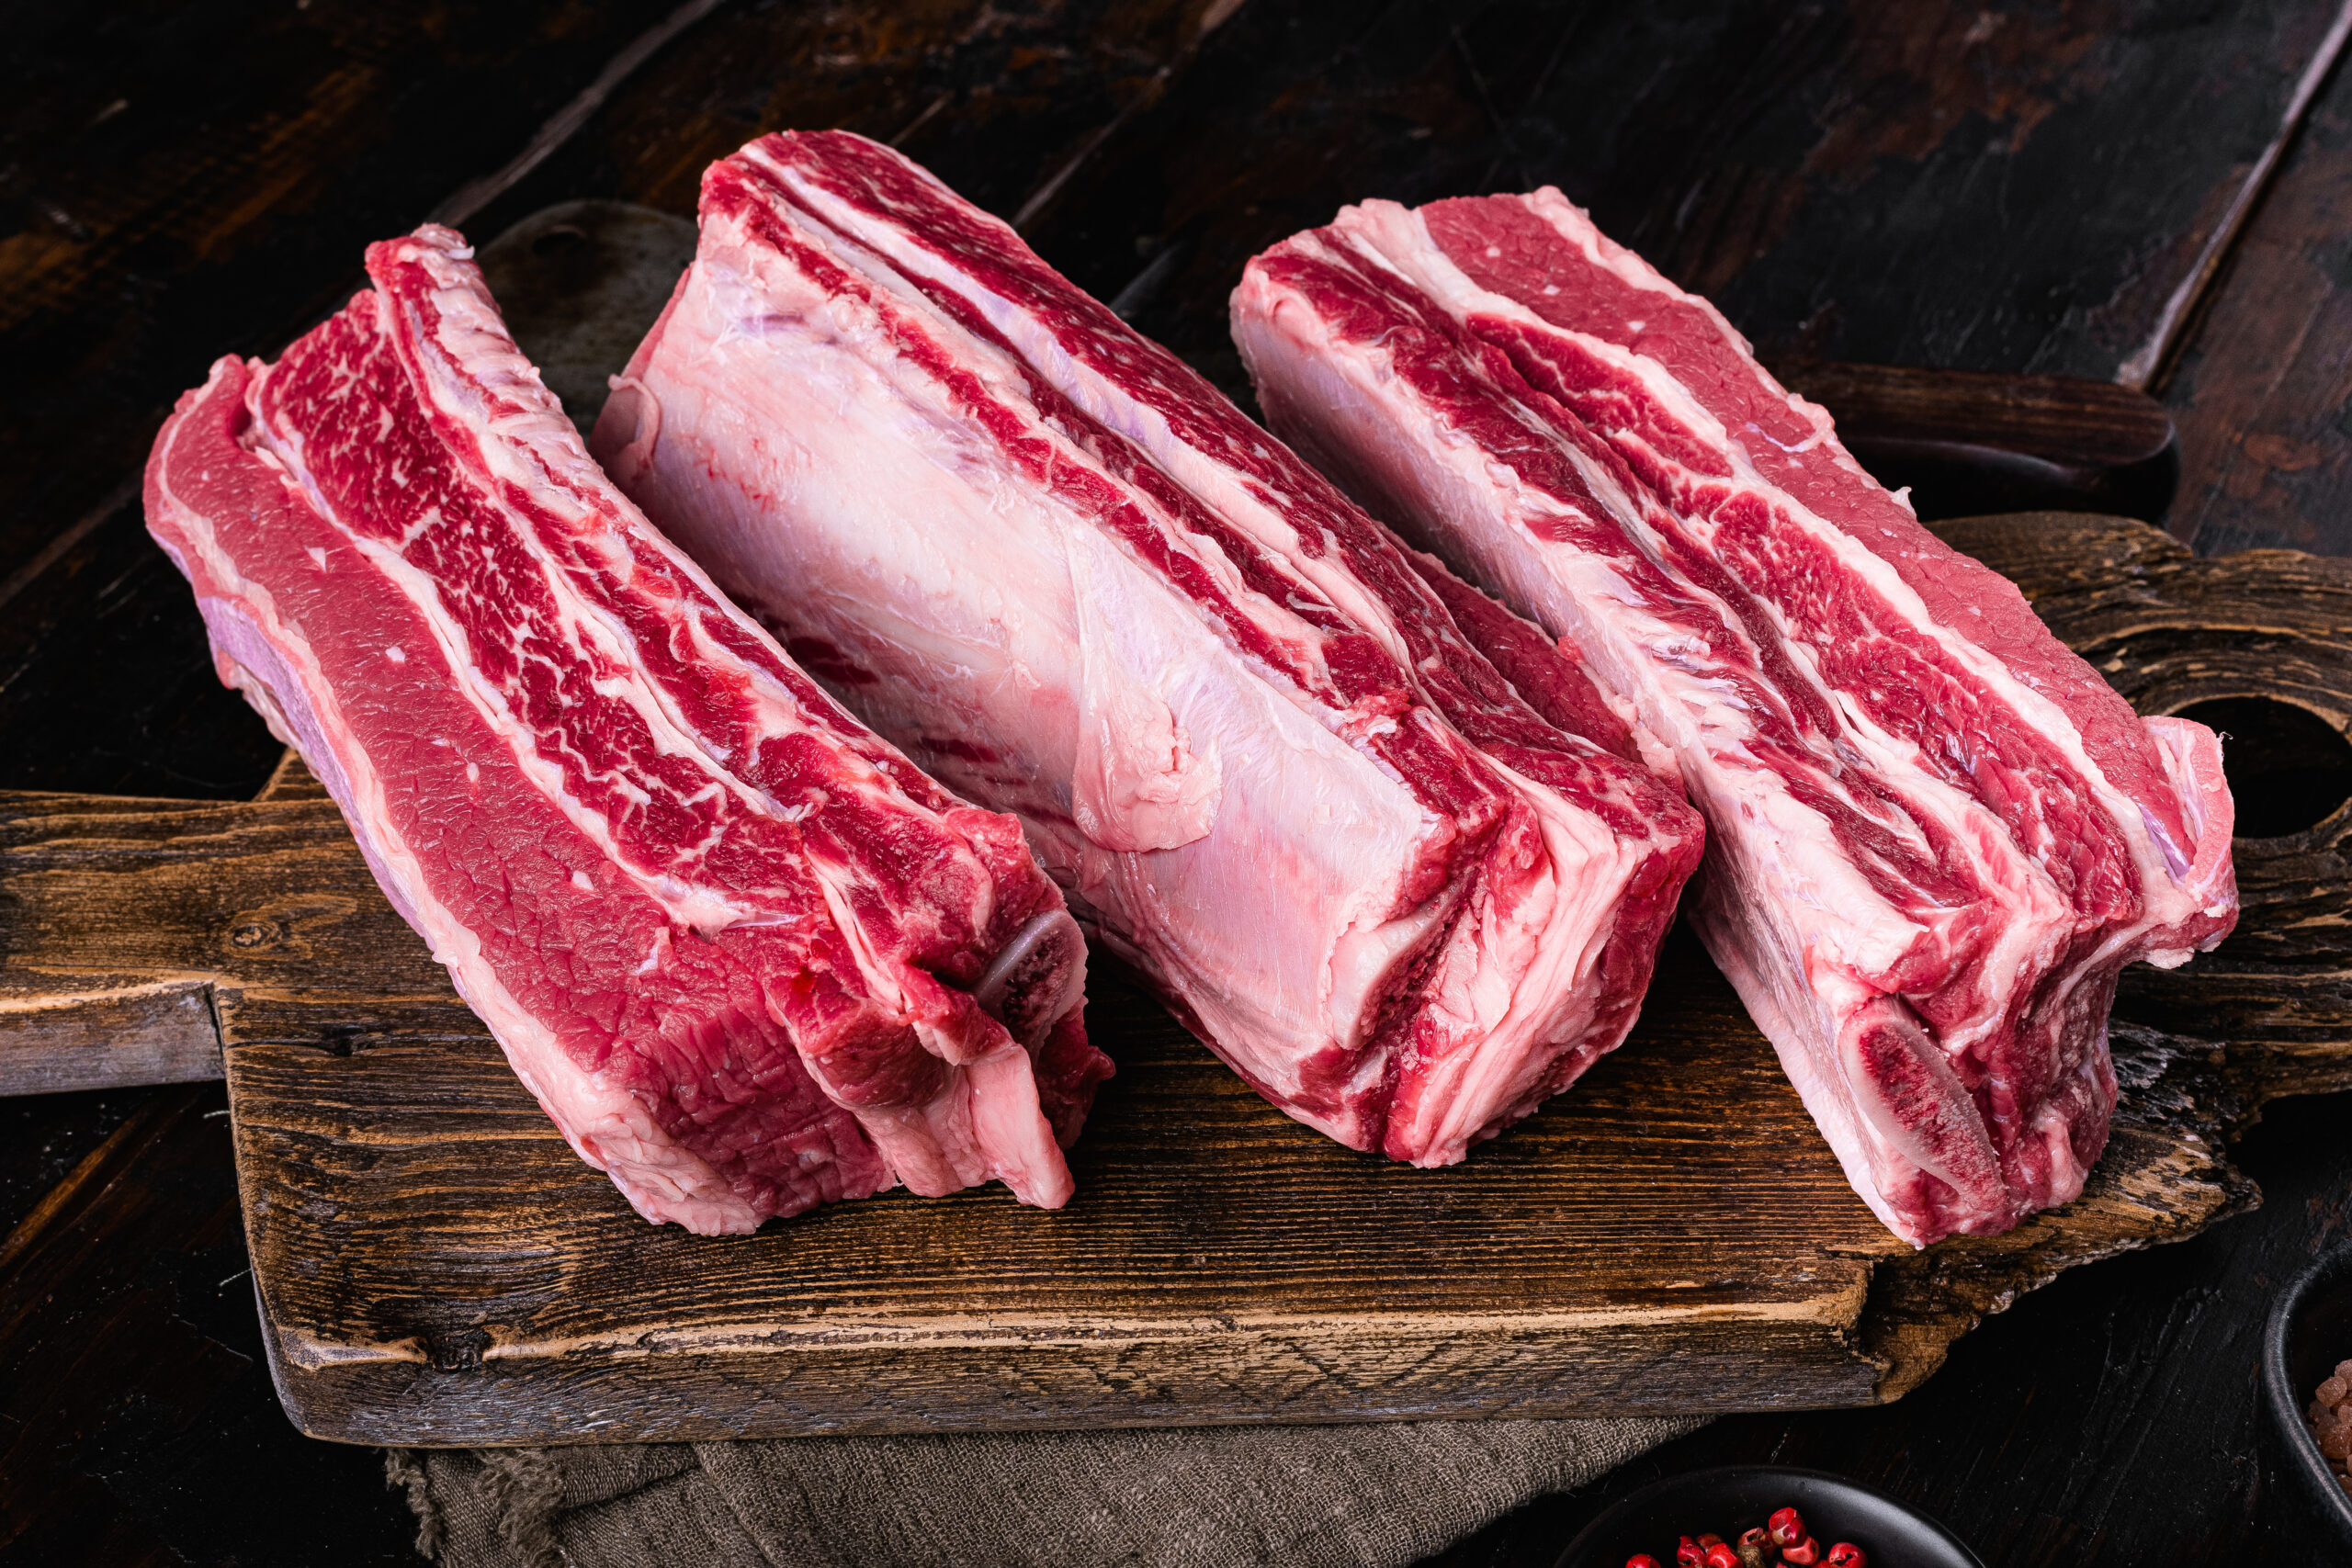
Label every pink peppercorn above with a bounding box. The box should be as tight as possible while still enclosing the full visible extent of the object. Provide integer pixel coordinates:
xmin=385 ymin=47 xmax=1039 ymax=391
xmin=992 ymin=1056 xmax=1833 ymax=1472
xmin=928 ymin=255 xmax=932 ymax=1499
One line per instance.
xmin=2311 ymin=1355 xmax=2352 ymax=1497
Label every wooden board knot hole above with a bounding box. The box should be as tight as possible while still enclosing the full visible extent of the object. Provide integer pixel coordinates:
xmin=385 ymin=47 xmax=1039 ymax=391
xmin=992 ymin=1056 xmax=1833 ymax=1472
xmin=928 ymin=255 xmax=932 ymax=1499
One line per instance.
xmin=2176 ymin=695 xmax=2352 ymax=838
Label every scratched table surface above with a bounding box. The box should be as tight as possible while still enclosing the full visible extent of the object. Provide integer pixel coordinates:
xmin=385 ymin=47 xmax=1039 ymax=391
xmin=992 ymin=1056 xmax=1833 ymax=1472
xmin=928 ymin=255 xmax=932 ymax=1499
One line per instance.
xmin=6 ymin=3 xmax=2352 ymax=1564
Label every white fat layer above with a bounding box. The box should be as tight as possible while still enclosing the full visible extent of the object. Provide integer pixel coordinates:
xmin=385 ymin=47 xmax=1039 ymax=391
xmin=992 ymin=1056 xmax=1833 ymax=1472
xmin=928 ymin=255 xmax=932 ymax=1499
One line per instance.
xmin=780 ymin=156 xmax=1431 ymax=680
xmin=1067 ymin=528 xmax=1224 ymax=852
xmin=769 ymin=157 xmax=1673 ymax=1157
xmin=616 ymin=198 xmax=1452 ymax=1142
xmin=1382 ymin=752 xmax=1642 ymax=1162
xmin=728 ymin=174 xmax=1361 ymax=713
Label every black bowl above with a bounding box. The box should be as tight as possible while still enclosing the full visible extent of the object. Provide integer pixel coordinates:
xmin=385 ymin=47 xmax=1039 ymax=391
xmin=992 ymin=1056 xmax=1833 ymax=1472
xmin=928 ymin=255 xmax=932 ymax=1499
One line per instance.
xmin=1555 ymin=1466 xmax=1983 ymax=1568
xmin=2261 ymin=1240 xmax=2352 ymax=1546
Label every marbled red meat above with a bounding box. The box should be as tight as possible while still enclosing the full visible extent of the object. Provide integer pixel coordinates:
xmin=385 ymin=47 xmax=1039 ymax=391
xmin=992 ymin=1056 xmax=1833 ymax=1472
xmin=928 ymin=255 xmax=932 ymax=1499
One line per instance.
xmin=592 ymin=132 xmax=1705 ymax=1165
xmin=144 ymin=224 xmax=1106 ymax=1235
xmin=1233 ymin=190 xmax=2238 ymax=1243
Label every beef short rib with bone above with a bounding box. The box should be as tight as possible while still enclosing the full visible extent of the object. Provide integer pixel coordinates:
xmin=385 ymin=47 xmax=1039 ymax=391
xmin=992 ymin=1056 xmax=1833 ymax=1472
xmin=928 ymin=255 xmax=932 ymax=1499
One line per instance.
xmin=594 ymin=131 xmax=1705 ymax=1165
xmin=145 ymin=225 xmax=1108 ymax=1235
xmin=1231 ymin=190 xmax=2239 ymax=1244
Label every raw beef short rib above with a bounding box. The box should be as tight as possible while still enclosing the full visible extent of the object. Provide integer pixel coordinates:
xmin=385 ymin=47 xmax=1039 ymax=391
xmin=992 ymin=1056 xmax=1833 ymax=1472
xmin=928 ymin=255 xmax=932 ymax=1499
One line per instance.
xmin=1233 ymin=190 xmax=2238 ymax=1243
xmin=145 ymin=224 xmax=1107 ymax=1235
xmin=593 ymin=132 xmax=1705 ymax=1165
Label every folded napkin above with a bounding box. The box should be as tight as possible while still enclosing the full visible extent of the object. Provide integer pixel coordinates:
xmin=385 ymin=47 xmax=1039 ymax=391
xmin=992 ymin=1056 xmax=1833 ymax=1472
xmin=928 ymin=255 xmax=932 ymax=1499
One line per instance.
xmin=387 ymin=1416 xmax=1698 ymax=1567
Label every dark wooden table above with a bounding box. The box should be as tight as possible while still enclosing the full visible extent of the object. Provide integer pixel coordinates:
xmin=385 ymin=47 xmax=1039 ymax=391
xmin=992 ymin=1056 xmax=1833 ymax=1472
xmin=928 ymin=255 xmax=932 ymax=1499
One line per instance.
xmin=6 ymin=3 xmax=2351 ymax=1562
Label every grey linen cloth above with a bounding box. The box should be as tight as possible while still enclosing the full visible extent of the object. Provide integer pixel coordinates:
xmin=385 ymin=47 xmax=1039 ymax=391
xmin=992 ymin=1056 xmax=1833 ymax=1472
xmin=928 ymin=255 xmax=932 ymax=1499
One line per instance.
xmin=386 ymin=1416 xmax=1700 ymax=1568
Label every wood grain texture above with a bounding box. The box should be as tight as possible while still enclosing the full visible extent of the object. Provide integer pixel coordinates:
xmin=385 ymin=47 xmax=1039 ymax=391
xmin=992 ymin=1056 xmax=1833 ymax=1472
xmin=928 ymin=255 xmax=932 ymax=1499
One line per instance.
xmin=1423 ymin=1091 xmax=2352 ymax=1568
xmin=447 ymin=0 xmax=1246 ymax=240
xmin=1 ymin=514 xmax=2337 ymax=1445
xmin=0 ymin=1078 xmax=417 ymax=1566
xmin=1775 ymin=362 xmax=2178 ymax=523
xmin=0 ymin=976 xmax=219 ymax=1095
xmin=1002 ymin=0 xmax=2352 ymax=400
xmin=228 ymin=962 xmax=1898 ymax=1445
xmin=0 ymin=788 xmax=429 ymax=1098
xmin=0 ymin=0 xmax=685 ymax=589
xmin=2163 ymin=25 xmax=2352 ymax=555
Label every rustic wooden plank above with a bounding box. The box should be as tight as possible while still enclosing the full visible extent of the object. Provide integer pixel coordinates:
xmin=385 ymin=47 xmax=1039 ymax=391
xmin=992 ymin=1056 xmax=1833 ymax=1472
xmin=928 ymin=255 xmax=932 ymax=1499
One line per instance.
xmin=0 ymin=769 xmax=1962 ymax=1438
xmin=1774 ymin=362 xmax=2179 ymax=522
xmin=2160 ymin=25 xmax=2352 ymax=555
xmin=0 ymin=1078 xmax=416 ymax=1564
xmin=0 ymin=0 xmax=690 ymax=590
xmin=447 ymin=0 xmax=1243 ymax=243
xmin=0 ymin=559 xmax=2274 ymax=1440
xmin=0 ymin=784 xmax=435 ymax=1096
xmin=239 ymin=1011 xmax=2251 ymax=1442
xmin=0 ymin=749 xmax=334 ymax=1094
xmin=1002 ymin=0 xmax=2351 ymax=403
xmin=0 ymin=802 xmax=1894 ymax=1436
xmin=0 ymin=751 xmax=322 ymax=1094
xmin=220 ymin=927 xmax=1909 ymax=1442
xmin=0 ymin=976 xmax=219 ymax=1095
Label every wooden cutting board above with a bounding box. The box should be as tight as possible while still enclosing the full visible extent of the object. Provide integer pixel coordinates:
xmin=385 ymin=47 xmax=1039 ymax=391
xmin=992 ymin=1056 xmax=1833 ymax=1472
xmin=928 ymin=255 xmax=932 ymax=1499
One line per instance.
xmin=4 ymin=511 xmax=2348 ymax=1447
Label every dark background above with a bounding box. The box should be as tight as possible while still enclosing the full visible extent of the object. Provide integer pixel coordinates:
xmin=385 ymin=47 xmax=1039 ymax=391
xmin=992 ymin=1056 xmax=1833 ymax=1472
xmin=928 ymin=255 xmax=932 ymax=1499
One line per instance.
xmin=5 ymin=2 xmax=2351 ymax=1562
